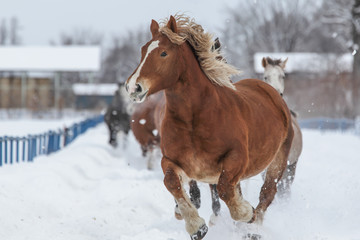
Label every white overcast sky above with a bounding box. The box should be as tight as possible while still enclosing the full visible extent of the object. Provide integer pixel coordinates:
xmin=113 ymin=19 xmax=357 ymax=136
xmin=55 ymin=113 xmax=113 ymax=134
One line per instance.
xmin=0 ymin=0 xmax=238 ymax=45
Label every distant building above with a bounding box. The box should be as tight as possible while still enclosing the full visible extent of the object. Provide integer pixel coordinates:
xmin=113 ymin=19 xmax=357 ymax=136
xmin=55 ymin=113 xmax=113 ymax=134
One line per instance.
xmin=253 ymin=52 xmax=354 ymax=119
xmin=0 ymin=46 xmax=101 ymax=111
xmin=72 ymin=83 xmax=118 ymax=109
xmin=253 ymin=52 xmax=352 ymax=74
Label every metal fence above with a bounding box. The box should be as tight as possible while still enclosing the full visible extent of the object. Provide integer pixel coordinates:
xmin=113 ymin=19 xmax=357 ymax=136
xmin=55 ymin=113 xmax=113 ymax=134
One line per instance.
xmin=0 ymin=115 xmax=104 ymax=166
xmin=0 ymin=116 xmax=357 ymax=167
xmin=299 ymin=118 xmax=356 ymax=132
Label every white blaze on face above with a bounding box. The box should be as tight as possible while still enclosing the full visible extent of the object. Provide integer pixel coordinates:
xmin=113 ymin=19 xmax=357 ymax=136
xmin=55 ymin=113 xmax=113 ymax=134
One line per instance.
xmin=127 ymin=40 xmax=160 ymax=94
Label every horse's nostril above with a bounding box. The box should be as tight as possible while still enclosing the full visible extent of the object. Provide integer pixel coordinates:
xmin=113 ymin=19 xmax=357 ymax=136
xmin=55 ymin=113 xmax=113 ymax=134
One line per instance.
xmin=125 ymin=84 xmax=129 ymax=92
xmin=136 ymin=84 xmax=142 ymax=93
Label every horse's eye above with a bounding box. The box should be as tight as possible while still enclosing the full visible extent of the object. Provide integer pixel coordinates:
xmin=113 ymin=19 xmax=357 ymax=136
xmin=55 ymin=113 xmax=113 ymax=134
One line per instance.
xmin=264 ymin=77 xmax=267 ymax=81
xmin=160 ymin=51 xmax=167 ymax=57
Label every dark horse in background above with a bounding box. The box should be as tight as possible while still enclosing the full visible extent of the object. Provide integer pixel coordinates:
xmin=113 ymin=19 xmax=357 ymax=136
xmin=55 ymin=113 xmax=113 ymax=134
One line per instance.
xmin=125 ymin=15 xmax=293 ymax=240
xmin=104 ymin=82 xmax=131 ymax=147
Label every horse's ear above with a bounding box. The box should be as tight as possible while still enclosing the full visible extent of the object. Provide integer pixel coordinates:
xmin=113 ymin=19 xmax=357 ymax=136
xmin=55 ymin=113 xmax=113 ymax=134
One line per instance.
xmin=262 ymin=57 xmax=268 ymax=68
xmin=167 ymin=15 xmax=178 ymax=33
xmin=150 ymin=19 xmax=159 ymax=37
xmin=280 ymin=57 xmax=288 ymax=69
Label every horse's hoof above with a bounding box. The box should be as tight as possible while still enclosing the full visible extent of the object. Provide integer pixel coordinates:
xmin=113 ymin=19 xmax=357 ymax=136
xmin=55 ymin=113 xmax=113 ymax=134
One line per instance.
xmin=247 ymin=207 xmax=256 ymax=224
xmin=109 ymin=141 xmax=118 ymax=148
xmin=208 ymin=212 xmax=220 ymax=226
xmin=175 ymin=211 xmax=183 ymax=220
xmin=190 ymin=224 xmax=208 ymax=240
xmin=242 ymin=233 xmax=262 ymax=240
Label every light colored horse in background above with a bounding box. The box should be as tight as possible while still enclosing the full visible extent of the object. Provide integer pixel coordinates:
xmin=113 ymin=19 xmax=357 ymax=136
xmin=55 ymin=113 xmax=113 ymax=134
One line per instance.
xmin=262 ymin=57 xmax=303 ymax=197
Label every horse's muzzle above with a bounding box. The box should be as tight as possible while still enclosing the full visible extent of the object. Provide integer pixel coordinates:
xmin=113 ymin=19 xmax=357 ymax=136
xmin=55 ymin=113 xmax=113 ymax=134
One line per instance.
xmin=126 ymin=83 xmax=148 ymax=103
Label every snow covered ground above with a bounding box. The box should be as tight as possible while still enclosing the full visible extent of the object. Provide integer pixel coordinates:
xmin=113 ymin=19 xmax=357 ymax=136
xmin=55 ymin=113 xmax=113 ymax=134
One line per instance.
xmin=0 ymin=121 xmax=359 ymax=240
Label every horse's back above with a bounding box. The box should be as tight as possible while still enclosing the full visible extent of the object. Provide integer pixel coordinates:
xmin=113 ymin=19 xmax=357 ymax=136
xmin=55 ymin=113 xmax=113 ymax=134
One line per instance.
xmin=234 ymin=78 xmax=291 ymax=127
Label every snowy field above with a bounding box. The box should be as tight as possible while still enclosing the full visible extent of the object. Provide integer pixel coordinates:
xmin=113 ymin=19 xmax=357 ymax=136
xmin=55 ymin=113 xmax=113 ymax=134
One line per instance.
xmin=0 ymin=120 xmax=360 ymax=240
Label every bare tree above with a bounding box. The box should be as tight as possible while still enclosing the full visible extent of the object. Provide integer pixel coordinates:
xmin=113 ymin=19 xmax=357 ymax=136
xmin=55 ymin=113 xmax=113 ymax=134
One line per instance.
xmin=9 ymin=17 xmax=21 ymax=45
xmin=321 ymin=0 xmax=360 ymax=117
xmin=0 ymin=19 xmax=7 ymax=45
xmin=0 ymin=17 xmax=22 ymax=45
xmin=50 ymin=28 xmax=103 ymax=46
xmin=321 ymin=0 xmax=353 ymax=52
xmin=100 ymin=28 xmax=150 ymax=83
xmin=352 ymin=0 xmax=360 ymax=115
xmin=220 ymin=0 xmax=336 ymax=78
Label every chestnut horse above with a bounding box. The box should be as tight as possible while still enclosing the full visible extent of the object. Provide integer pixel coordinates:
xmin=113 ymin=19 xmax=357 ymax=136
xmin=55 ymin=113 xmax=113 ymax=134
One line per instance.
xmin=125 ymin=15 xmax=293 ymax=239
xmin=130 ymin=39 xmax=224 ymax=217
xmin=261 ymin=57 xmax=303 ymax=197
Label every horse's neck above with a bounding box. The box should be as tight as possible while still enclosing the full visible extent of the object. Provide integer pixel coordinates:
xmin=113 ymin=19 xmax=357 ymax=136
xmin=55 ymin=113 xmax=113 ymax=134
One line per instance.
xmin=164 ymin=63 xmax=220 ymax=122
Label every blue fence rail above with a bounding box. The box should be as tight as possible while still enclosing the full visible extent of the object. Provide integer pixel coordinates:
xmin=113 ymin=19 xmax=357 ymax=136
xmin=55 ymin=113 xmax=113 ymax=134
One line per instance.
xmin=299 ymin=118 xmax=356 ymax=131
xmin=0 ymin=115 xmax=104 ymax=167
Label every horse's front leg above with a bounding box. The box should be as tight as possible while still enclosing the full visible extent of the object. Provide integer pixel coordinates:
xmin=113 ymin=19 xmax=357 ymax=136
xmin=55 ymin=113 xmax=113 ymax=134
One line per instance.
xmin=162 ymin=157 xmax=208 ymax=240
xmin=174 ymin=180 xmax=201 ymax=220
xmin=217 ymin=151 xmax=255 ymax=223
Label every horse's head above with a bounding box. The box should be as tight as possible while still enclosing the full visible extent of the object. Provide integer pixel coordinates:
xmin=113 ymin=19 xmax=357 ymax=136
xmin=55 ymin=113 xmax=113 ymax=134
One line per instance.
xmin=125 ymin=16 xmax=182 ymax=103
xmin=261 ymin=57 xmax=288 ymax=96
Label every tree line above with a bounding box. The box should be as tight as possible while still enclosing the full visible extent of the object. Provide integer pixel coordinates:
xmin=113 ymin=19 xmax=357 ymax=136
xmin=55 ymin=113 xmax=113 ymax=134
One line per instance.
xmin=1 ymin=0 xmax=360 ymax=117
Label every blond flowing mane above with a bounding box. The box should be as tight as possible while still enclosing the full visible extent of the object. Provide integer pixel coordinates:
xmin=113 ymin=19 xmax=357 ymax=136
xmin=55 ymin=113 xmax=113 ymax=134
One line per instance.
xmin=159 ymin=15 xmax=239 ymax=90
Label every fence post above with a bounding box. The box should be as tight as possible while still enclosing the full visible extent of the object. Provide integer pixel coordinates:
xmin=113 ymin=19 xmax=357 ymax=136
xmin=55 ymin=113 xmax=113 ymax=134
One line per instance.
xmin=54 ymin=132 xmax=58 ymax=152
xmin=10 ymin=137 xmax=13 ymax=164
xmin=43 ymin=133 xmax=47 ymax=155
xmin=28 ymin=135 xmax=32 ymax=162
xmin=39 ymin=135 xmax=42 ymax=155
xmin=47 ymin=131 xmax=53 ymax=154
xmin=63 ymin=127 xmax=70 ymax=147
xmin=22 ymin=137 xmax=26 ymax=162
xmin=16 ymin=137 xmax=20 ymax=163
xmin=4 ymin=136 xmax=8 ymax=164
xmin=32 ymin=136 xmax=37 ymax=159
xmin=43 ymin=133 xmax=48 ymax=155
xmin=74 ymin=124 xmax=77 ymax=141
xmin=57 ymin=131 xmax=61 ymax=151
xmin=0 ymin=137 xmax=2 ymax=167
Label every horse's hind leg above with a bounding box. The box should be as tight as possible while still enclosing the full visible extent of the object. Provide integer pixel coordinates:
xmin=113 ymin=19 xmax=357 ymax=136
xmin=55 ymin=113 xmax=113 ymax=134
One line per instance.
xmin=109 ymin=128 xmax=118 ymax=147
xmin=208 ymin=184 xmax=222 ymax=226
xmin=277 ymin=118 xmax=302 ymax=197
xmin=146 ymin=146 xmax=155 ymax=170
xmin=210 ymin=184 xmax=220 ymax=216
xmin=277 ymin=161 xmax=297 ymax=197
xmin=162 ymin=158 xmax=207 ymax=240
xmin=189 ymin=180 xmax=201 ymax=209
xmin=255 ymin=134 xmax=293 ymax=223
